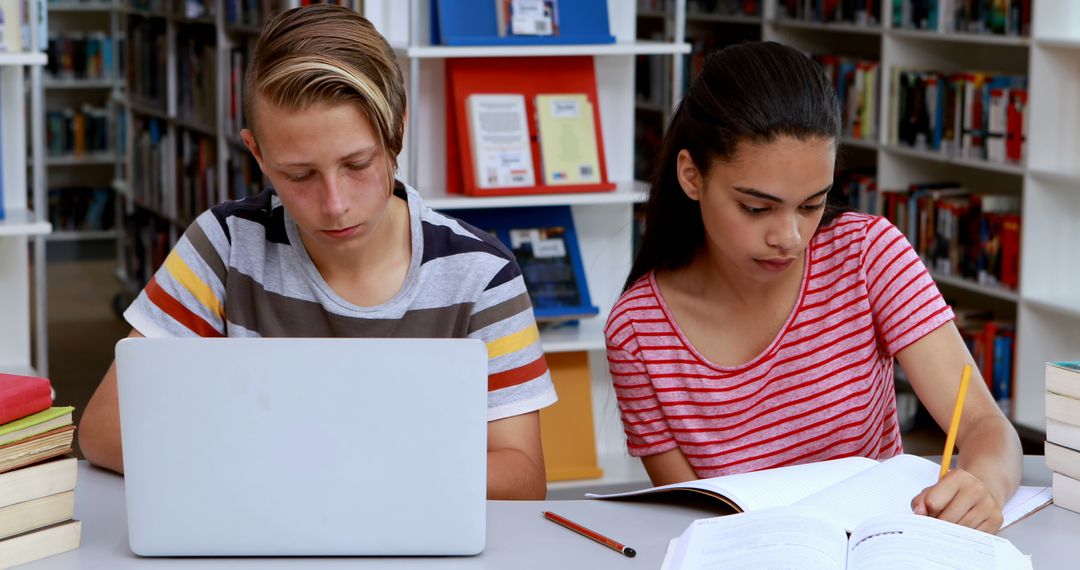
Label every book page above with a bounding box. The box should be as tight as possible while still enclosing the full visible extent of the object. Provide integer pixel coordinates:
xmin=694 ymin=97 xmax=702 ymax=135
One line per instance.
xmin=1001 ymin=486 xmax=1052 ymax=528
xmin=535 ymin=94 xmax=600 ymax=185
xmin=668 ymin=507 xmax=848 ymax=570
xmin=588 ymin=456 xmax=877 ymax=512
xmin=793 ymin=454 xmax=939 ymax=532
xmin=847 ymin=514 xmax=1031 ymax=570
xmin=465 ymin=94 xmax=535 ymax=189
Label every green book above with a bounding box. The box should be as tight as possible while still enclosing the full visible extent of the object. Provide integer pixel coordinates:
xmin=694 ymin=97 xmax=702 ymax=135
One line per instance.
xmin=0 ymin=407 xmax=75 ymax=447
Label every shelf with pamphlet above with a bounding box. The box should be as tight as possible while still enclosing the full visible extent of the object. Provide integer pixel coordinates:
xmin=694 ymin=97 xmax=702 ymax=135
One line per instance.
xmin=369 ymin=0 xmax=689 ymax=492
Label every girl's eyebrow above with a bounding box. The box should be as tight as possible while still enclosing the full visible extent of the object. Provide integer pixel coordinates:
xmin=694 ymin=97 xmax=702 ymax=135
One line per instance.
xmin=733 ymin=185 xmax=832 ymax=204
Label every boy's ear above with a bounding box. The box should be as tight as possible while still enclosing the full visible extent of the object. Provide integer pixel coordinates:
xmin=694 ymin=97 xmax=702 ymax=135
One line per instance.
xmin=676 ymin=149 xmax=704 ymax=202
xmin=240 ymin=129 xmax=265 ymax=171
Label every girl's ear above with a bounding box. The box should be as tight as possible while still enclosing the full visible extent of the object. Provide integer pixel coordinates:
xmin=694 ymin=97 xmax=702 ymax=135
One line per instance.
xmin=676 ymin=149 xmax=705 ymax=202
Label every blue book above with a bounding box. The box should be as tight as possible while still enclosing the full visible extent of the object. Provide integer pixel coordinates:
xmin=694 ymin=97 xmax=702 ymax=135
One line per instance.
xmin=431 ymin=0 xmax=614 ymax=46
xmin=451 ymin=205 xmax=599 ymax=323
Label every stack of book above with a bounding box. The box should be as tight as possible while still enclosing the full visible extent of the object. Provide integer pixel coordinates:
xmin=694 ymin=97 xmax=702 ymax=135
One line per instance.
xmin=0 ymin=373 xmax=81 ymax=566
xmin=1045 ymin=362 xmax=1080 ymax=515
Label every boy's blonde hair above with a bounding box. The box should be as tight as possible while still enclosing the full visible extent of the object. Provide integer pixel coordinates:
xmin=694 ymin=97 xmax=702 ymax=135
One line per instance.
xmin=245 ymin=5 xmax=406 ymax=185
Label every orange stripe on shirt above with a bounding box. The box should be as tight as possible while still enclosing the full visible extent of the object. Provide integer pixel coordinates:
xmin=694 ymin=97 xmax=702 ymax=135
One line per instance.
xmin=145 ymin=276 xmax=224 ymax=337
xmin=488 ymin=354 xmax=548 ymax=391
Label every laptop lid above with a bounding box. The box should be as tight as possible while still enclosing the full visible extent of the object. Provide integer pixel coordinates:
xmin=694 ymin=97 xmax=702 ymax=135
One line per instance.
xmin=115 ymin=337 xmax=488 ymax=556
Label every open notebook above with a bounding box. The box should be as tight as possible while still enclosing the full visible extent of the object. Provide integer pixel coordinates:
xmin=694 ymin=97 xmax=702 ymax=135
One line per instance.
xmin=588 ymin=454 xmax=1051 ymax=532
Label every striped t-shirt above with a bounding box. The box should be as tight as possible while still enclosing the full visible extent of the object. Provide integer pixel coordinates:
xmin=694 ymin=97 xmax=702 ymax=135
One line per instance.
xmin=605 ymin=213 xmax=954 ymax=477
xmin=125 ymin=182 xmax=557 ymax=421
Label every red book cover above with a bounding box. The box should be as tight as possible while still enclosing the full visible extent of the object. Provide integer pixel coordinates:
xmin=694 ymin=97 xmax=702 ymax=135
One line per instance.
xmin=0 ymin=374 xmax=53 ymax=426
xmin=1006 ymin=89 xmax=1027 ymax=162
xmin=999 ymin=214 xmax=1021 ymax=290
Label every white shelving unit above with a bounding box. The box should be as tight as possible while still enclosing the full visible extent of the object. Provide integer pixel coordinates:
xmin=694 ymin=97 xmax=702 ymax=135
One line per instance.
xmin=365 ymin=0 xmax=689 ymax=493
xmin=641 ymin=0 xmax=1080 ymax=435
xmin=1 ymin=0 xmax=51 ymax=377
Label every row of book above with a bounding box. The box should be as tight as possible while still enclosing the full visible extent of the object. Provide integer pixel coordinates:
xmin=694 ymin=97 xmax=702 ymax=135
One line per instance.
xmin=882 ymin=182 xmax=1021 ymax=291
xmin=779 ymin=0 xmax=881 ymax=25
xmin=638 ymin=0 xmax=761 ymax=16
xmin=891 ymin=68 xmax=1028 ymax=164
xmin=46 ymin=105 xmax=113 ymax=158
xmin=128 ymin=17 xmax=167 ymax=111
xmin=893 ymin=0 xmax=1031 ymax=36
xmin=955 ymin=308 xmax=1015 ymax=413
xmin=226 ymin=46 xmax=248 ymax=137
xmin=0 ymin=373 xmax=81 ymax=565
xmin=815 ymin=55 xmax=880 ymax=142
xmin=177 ymin=130 xmax=219 ymax=226
xmin=1044 ymin=361 xmax=1080 ymax=515
xmin=177 ymin=33 xmax=217 ymax=129
xmin=46 ymin=33 xmax=118 ymax=81
xmin=48 ymin=186 xmax=116 ymax=232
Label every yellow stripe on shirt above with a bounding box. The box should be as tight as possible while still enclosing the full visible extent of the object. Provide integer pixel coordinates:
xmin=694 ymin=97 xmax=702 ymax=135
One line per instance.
xmin=486 ymin=324 xmax=540 ymax=359
xmin=164 ymin=252 xmax=224 ymax=321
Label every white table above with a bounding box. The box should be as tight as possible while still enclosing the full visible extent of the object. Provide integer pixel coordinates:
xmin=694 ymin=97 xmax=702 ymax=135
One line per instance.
xmin=20 ymin=457 xmax=1079 ymax=569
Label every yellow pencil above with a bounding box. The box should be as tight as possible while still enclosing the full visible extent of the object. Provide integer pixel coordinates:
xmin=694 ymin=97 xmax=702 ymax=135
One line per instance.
xmin=939 ymin=364 xmax=973 ymax=480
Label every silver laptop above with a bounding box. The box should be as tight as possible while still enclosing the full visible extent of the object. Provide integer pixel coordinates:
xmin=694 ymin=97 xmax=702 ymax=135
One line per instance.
xmin=115 ymin=337 xmax=488 ymax=556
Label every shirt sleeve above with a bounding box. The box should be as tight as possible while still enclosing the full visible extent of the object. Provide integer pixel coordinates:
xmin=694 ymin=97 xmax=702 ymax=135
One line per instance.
xmin=124 ymin=211 xmax=231 ymax=338
xmin=861 ymin=216 xmax=955 ymax=357
xmin=468 ymin=261 xmax=557 ymax=422
xmin=605 ymin=318 xmax=678 ymax=458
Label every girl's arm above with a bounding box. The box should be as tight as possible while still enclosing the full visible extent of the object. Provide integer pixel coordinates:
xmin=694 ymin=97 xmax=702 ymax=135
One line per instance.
xmin=896 ymin=321 xmax=1022 ymax=532
xmin=642 ymin=447 xmax=699 ymax=486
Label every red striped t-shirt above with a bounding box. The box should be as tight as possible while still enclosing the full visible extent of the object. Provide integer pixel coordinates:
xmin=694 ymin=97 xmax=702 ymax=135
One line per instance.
xmin=605 ymin=213 xmax=954 ymax=477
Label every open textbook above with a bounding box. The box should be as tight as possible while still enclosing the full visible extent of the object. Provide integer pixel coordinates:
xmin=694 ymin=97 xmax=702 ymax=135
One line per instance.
xmin=660 ymin=507 xmax=1031 ymax=570
xmin=588 ymin=454 xmax=1051 ymax=532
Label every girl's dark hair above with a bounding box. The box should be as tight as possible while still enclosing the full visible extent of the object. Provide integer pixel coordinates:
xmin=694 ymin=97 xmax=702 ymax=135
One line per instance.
xmin=625 ymin=42 xmax=844 ymax=291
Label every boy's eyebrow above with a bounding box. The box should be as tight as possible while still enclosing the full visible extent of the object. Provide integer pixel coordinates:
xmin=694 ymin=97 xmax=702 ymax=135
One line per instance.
xmin=278 ymin=148 xmax=377 ymax=168
xmin=733 ymin=185 xmax=833 ymax=204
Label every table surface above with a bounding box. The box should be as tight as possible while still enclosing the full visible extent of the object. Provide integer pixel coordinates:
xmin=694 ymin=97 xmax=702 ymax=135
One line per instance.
xmin=19 ymin=456 xmax=1079 ymax=569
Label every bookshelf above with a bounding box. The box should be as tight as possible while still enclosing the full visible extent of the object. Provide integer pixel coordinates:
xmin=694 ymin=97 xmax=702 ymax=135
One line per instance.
xmin=1 ymin=0 xmax=51 ymax=378
xmin=630 ymin=0 xmax=1080 ymax=437
xmin=43 ymin=0 xmax=125 ymax=245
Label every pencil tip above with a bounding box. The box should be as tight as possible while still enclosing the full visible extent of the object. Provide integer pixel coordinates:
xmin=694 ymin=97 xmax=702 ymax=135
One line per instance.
xmin=624 ymin=547 xmax=636 ymax=557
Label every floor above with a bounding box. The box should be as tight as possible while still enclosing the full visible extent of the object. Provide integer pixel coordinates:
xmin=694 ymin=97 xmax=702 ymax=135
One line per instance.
xmin=45 ymin=259 xmax=950 ymax=460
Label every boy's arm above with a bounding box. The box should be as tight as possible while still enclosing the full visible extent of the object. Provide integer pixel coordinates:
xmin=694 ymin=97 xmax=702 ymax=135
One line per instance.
xmin=486 ymin=411 xmax=547 ymax=500
xmin=79 ymin=329 xmax=144 ymax=474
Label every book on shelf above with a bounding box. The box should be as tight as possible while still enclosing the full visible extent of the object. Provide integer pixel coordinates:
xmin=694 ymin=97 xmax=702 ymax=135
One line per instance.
xmin=534 ymin=94 xmax=601 ymax=186
xmin=1045 ymin=361 xmax=1080 ymax=400
xmin=779 ymin=0 xmax=879 ymax=25
xmin=662 ymin=506 xmax=1030 ymax=570
xmin=954 ymin=310 xmax=1015 ymax=413
xmin=0 ymin=0 xmax=25 ymax=52
xmin=497 ymin=0 xmax=559 ymax=37
xmin=432 ymin=0 xmax=613 ymax=46
xmin=452 ymin=205 xmax=599 ymax=324
xmin=1052 ymin=472 xmax=1080 ymax=515
xmin=0 ymin=520 xmax=82 ymax=568
xmin=465 ymin=93 xmax=536 ymax=189
xmin=0 ymin=374 xmax=53 ymax=426
xmin=588 ymin=454 xmax=1050 ymax=532
xmin=814 ymin=55 xmax=880 ymax=142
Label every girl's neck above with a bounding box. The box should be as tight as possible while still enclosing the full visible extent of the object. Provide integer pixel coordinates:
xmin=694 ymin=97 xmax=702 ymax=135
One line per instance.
xmin=681 ymin=247 xmax=805 ymax=309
